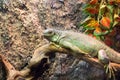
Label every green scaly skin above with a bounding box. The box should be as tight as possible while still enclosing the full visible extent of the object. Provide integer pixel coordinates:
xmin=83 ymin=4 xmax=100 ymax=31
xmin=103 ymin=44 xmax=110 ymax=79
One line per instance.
xmin=43 ymin=29 xmax=120 ymax=64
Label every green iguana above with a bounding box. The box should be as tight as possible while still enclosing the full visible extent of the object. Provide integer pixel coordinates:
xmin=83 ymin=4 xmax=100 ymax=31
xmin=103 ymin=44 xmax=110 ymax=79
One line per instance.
xmin=43 ymin=28 xmax=120 ymax=79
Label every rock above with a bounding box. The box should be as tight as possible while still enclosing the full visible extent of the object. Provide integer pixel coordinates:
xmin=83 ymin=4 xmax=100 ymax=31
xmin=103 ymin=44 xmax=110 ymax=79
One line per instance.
xmin=49 ymin=54 xmax=105 ymax=80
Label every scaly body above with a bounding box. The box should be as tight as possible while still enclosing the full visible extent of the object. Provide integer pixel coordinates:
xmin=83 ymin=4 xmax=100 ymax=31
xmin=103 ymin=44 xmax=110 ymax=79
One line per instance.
xmin=43 ymin=29 xmax=120 ymax=64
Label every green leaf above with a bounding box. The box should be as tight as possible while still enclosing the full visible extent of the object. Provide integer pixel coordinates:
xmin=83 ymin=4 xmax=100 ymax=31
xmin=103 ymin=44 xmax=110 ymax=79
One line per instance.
xmin=93 ymin=30 xmax=110 ymax=36
xmin=84 ymin=26 xmax=95 ymax=30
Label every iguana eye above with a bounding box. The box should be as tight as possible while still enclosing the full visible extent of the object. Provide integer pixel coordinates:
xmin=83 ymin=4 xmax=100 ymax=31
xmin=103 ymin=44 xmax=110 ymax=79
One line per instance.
xmin=48 ymin=31 xmax=53 ymax=34
xmin=43 ymin=29 xmax=55 ymax=37
xmin=47 ymin=30 xmax=54 ymax=35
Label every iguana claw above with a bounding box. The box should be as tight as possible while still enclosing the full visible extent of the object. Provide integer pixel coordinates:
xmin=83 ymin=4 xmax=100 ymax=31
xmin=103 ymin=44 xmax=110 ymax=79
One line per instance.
xmin=105 ymin=64 xmax=116 ymax=80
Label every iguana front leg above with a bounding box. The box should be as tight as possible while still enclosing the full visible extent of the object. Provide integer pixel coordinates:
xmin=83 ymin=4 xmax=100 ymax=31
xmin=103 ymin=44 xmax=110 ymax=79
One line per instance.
xmin=98 ymin=50 xmax=116 ymax=80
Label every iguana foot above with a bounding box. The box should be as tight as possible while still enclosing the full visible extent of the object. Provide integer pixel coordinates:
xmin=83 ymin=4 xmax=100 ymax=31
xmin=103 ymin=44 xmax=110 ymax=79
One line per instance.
xmin=105 ymin=64 xmax=117 ymax=80
xmin=98 ymin=50 xmax=116 ymax=80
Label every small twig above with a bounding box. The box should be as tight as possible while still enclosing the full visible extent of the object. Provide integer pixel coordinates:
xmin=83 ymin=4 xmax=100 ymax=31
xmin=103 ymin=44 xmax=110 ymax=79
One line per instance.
xmin=0 ymin=54 xmax=21 ymax=80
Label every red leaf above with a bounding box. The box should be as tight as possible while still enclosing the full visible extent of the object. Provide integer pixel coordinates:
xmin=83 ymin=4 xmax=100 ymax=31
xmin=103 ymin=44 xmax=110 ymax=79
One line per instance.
xmin=104 ymin=37 xmax=113 ymax=46
xmin=115 ymin=16 xmax=120 ymax=22
xmin=86 ymin=8 xmax=98 ymax=14
xmin=109 ymin=0 xmax=115 ymax=5
xmin=108 ymin=29 xmax=116 ymax=37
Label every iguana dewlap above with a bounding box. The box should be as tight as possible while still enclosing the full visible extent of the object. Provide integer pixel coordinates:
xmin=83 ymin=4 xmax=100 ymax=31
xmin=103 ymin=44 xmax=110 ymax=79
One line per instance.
xmin=43 ymin=29 xmax=120 ymax=64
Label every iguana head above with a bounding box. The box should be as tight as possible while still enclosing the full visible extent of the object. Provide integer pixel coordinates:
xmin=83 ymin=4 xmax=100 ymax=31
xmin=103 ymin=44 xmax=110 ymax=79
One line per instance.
xmin=43 ymin=29 xmax=62 ymax=43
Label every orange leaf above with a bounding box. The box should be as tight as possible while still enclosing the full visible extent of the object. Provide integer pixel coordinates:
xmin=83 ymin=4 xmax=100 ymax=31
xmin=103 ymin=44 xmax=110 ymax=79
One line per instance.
xmin=90 ymin=0 xmax=98 ymax=5
xmin=86 ymin=8 xmax=98 ymax=14
xmin=116 ymin=0 xmax=120 ymax=3
xmin=94 ymin=21 xmax=99 ymax=27
xmin=94 ymin=27 xmax=102 ymax=34
xmin=100 ymin=17 xmax=111 ymax=29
